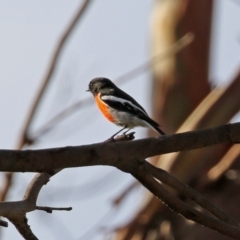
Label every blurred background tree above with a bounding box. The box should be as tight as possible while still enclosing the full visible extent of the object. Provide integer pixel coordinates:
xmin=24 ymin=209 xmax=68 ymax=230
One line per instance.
xmin=116 ymin=1 xmax=240 ymax=239
xmin=0 ymin=0 xmax=240 ymax=239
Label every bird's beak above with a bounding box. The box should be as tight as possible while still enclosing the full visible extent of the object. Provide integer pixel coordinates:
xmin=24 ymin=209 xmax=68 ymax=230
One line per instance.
xmin=86 ymin=89 xmax=90 ymax=92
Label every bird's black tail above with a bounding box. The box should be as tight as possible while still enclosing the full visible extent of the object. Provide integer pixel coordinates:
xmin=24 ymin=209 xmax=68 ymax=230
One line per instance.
xmin=153 ymin=126 xmax=166 ymax=135
xmin=142 ymin=116 xmax=166 ymax=136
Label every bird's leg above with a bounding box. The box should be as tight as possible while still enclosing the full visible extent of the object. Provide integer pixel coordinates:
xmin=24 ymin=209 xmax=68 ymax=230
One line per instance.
xmin=123 ymin=128 xmax=131 ymax=135
xmin=110 ymin=126 xmax=127 ymax=139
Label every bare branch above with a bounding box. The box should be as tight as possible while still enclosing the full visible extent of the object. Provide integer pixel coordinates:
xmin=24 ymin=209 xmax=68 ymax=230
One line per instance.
xmin=0 ymin=123 xmax=239 ymax=239
xmin=0 ymin=172 xmax=13 ymax=202
xmin=36 ymin=206 xmax=72 ymax=214
xmin=145 ymin=161 xmax=239 ymax=227
xmin=113 ymin=181 xmax=139 ymax=206
xmin=133 ymin=165 xmax=240 ymax=239
xmin=115 ymin=33 xmax=194 ymax=83
xmin=0 ymin=123 xmax=239 ymax=173
xmin=9 ymin=216 xmax=38 ymax=240
xmin=23 ymin=173 xmax=51 ymax=206
xmin=0 ymin=0 xmax=92 ymax=215
xmin=17 ymin=0 xmax=92 ymax=149
xmin=0 ymin=172 xmax=71 ymax=239
xmin=207 ymin=144 xmax=240 ymax=181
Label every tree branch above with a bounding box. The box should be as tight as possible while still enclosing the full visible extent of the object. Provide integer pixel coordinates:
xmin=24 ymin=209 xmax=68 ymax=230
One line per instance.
xmin=133 ymin=164 xmax=240 ymax=239
xmin=17 ymin=0 xmax=92 ymax=148
xmin=0 ymin=123 xmax=239 ymax=173
xmin=9 ymin=217 xmax=38 ymax=240
xmin=145 ymin=161 xmax=239 ymax=227
xmin=0 ymin=3 xmax=93 ymax=235
xmin=0 ymin=123 xmax=239 ymax=239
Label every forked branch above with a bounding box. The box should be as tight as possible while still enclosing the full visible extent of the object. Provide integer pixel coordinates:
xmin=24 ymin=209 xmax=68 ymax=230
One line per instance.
xmin=0 ymin=123 xmax=239 ymax=239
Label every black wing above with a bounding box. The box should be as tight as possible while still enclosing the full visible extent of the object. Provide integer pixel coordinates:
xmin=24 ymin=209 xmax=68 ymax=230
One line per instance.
xmin=101 ymin=94 xmax=165 ymax=134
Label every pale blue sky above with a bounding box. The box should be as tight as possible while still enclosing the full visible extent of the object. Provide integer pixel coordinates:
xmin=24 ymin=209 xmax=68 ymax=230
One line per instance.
xmin=0 ymin=1 xmax=240 ymax=239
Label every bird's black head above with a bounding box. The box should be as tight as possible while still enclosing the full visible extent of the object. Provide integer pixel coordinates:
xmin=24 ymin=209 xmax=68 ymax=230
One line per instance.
xmin=87 ymin=77 xmax=115 ymax=96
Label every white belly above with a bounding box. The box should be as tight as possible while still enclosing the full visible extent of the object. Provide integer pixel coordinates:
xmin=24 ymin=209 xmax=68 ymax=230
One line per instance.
xmin=109 ymin=109 xmax=148 ymax=128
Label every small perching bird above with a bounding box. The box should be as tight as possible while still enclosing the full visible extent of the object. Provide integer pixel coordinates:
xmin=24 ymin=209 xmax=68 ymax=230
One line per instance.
xmin=87 ymin=77 xmax=165 ymax=138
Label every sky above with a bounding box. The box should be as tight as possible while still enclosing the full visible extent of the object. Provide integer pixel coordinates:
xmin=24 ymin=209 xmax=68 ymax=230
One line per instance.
xmin=0 ymin=1 xmax=240 ymax=240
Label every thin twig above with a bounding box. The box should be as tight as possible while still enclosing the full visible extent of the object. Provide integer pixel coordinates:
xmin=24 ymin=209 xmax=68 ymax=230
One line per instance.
xmin=78 ymin=209 xmax=114 ymax=240
xmin=116 ymin=33 xmax=194 ymax=83
xmin=207 ymin=145 xmax=240 ymax=181
xmin=113 ymin=181 xmax=139 ymax=206
xmin=36 ymin=206 xmax=72 ymax=214
xmin=17 ymin=0 xmax=92 ymax=148
xmin=0 ymin=172 xmax=14 ymax=203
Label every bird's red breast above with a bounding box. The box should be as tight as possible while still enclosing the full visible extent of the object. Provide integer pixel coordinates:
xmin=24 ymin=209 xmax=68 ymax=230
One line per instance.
xmin=95 ymin=93 xmax=114 ymax=122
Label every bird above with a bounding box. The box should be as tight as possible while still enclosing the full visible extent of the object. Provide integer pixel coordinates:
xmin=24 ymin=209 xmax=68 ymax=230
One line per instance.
xmin=87 ymin=77 xmax=165 ymax=138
